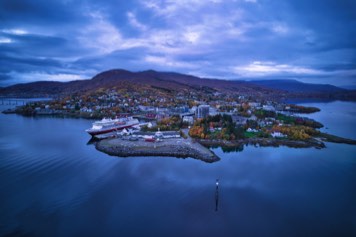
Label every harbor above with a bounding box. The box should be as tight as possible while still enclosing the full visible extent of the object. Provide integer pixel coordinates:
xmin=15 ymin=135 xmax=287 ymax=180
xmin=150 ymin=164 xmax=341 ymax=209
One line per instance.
xmin=85 ymin=116 xmax=219 ymax=162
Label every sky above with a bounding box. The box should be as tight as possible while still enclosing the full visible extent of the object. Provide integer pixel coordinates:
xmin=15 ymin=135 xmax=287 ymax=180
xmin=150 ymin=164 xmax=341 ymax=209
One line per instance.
xmin=0 ymin=0 xmax=355 ymax=87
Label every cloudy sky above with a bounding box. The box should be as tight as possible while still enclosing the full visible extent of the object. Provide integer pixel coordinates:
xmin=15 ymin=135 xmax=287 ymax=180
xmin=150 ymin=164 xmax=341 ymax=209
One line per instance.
xmin=0 ymin=0 xmax=355 ymax=87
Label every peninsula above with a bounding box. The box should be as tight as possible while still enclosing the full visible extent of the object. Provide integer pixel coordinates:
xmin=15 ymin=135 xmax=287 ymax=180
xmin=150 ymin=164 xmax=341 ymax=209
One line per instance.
xmin=93 ymin=128 xmax=356 ymax=162
xmin=2 ymin=69 xmax=356 ymax=161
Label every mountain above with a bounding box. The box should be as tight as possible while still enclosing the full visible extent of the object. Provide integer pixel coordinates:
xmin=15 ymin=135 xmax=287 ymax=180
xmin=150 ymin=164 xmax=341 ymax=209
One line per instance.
xmin=340 ymin=85 xmax=356 ymax=90
xmin=0 ymin=69 xmax=275 ymax=97
xmin=248 ymin=79 xmax=347 ymax=93
xmin=0 ymin=80 xmax=88 ymax=97
xmin=0 ymin=69 xmax=355 ymax=101
xmin=90 ymin=69 xmax=273 ymax=94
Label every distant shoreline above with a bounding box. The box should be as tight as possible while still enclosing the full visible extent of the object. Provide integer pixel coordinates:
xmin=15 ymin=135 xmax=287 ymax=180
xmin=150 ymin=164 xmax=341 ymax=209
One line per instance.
xmin=94 ymin=133 xmax=356 ymax=163
xmin=197 ymin=137 xmax=326 ymax=149
xmin=198 ymin=132 xmax=356 ymax=149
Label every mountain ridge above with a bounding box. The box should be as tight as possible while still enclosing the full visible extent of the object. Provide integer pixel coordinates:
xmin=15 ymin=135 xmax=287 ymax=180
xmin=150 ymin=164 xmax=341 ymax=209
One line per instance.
xmin=248 ymin=79 xmax=346 ymax=93
xmin=0 ymin=69 xmax=354 ymax=100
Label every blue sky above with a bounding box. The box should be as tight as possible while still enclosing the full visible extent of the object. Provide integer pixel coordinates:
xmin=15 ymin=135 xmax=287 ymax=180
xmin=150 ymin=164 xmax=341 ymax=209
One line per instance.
xmin=0 ymin=0 xmax=355 ymax=86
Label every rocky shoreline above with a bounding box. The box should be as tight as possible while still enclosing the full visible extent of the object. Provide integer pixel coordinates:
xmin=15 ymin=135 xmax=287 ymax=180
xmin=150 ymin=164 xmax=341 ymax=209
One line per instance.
xmin=319 ymin=133 xmax=356 ymax=145
xmin=197 ymin=132 xmax=356 ymax=149
xmin=95 ymin=137 xmax=220 ymax=163
xmin=197 ymin=137 xmax=326 ymax=149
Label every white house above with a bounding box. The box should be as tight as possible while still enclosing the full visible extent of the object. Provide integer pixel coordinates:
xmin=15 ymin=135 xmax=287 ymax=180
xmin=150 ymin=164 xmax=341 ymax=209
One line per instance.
xmin=263 ymin=105 xmax=275 ymax=111
xmin=271 ymin=132 xmax=286 ymax=138
xmin=183 ymin=115 xmax=194 ymax=124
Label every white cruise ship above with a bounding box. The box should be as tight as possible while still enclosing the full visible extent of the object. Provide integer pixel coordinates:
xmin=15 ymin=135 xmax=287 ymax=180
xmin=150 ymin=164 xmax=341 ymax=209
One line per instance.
xmin=86 ymin=117 xmax=139 ymax=136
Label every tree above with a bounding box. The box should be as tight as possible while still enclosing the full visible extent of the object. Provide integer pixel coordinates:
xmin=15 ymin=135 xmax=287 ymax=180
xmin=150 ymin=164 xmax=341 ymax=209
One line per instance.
xmin=233 ymin=126 xmax=245 ymax=139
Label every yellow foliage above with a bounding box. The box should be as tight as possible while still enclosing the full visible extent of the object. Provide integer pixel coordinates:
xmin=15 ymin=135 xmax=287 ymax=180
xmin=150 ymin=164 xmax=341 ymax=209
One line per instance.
xmin=271 ymin=125 xmax=317 ymax=140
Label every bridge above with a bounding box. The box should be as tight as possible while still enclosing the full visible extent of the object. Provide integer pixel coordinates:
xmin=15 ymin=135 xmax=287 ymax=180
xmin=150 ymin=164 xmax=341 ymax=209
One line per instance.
xmin=0 ymin=99 xmax=27 ymax=106
xmin=179 ymin=112 xmax=195 ymax=118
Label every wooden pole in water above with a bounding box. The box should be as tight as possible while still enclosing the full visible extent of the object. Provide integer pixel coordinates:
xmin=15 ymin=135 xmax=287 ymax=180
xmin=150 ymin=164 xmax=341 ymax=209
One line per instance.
xmin=215 ymin=179 xmax=219 ymax=212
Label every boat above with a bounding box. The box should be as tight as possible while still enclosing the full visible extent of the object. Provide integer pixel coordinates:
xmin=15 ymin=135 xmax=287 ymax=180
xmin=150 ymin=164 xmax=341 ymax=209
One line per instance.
xmin=145 ymin=137 xmax=156 ymax=142
xmin=86 ymin=117 xmax=139 ymax=136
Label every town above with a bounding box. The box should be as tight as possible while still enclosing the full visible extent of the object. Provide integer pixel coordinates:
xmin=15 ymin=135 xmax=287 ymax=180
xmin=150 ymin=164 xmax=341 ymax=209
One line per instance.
xmin=6 ymin=87 xmax=328 ymax=144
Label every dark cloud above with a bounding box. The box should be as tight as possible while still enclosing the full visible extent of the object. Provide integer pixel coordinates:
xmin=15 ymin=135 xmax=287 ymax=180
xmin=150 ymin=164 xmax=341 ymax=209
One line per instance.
xmin=285 ymin=0 xmax=356 ymax=50
xmin=0 ymin=0 xmax=355 ymax=86
xmin=318 ymin=63 xmax=356 ymax=72
xmin=0 ymin=0 xmax=86 ymax=27
xmin=0 ymin=53 xmax=62 ymax=72
xmin=72 ymin=47 xmax=149 ymax=71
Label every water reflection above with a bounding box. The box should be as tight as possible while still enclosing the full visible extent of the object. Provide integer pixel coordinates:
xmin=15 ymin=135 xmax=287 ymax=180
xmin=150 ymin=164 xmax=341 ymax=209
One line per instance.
xmin=215 ymin=179 xmax=219 ymax=212
xmin=207 ymin=144 xmax=244 ymax=153
xmin=1 ymin=101 xmax=355 ymax=237
xmin=86 ymin=137 xmax=98 ymax=145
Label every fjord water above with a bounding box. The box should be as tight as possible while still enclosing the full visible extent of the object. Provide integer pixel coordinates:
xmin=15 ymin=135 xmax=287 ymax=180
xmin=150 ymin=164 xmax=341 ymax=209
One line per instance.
xmin=0 ymin=101 xmax=355 ymax=237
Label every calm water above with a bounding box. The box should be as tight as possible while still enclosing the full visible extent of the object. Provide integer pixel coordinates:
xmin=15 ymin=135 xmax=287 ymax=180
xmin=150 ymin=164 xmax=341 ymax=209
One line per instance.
xmin=0 ymin=101 xmax=355 ymax=237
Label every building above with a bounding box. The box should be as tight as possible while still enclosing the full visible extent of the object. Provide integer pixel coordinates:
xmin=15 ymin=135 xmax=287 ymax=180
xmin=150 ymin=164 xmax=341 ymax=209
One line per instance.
xmin=247 ymin=128 xmax=259 ymax=133
xmin=196 ymin=105 xmax=210 ymax=118
xmin=209 ymin=107 xmax=218 ymax=116
xmin=132 ymin=131 xmax=180 ymax=139
xmin=190 ymin=106 xmax=197 ymax=114
xmin=232 ymin=115 xmax=248 ymax=125
xmin=183 ymin=115 xmax=194 ymax=124
xmin=271 ymin=132 xmax=286 ymax=138
xmin=248 ymin=102 xmax=261 ymax=108
xmin=262 ymin=105 xmax=275 ymax=111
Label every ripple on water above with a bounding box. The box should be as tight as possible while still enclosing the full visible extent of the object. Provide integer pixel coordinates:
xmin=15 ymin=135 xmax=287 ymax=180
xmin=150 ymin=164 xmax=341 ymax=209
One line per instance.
xmin=0 ymin=139 xmax=21 ymax=150
xmin=0 ymin=102 xmax=355 ymax=237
